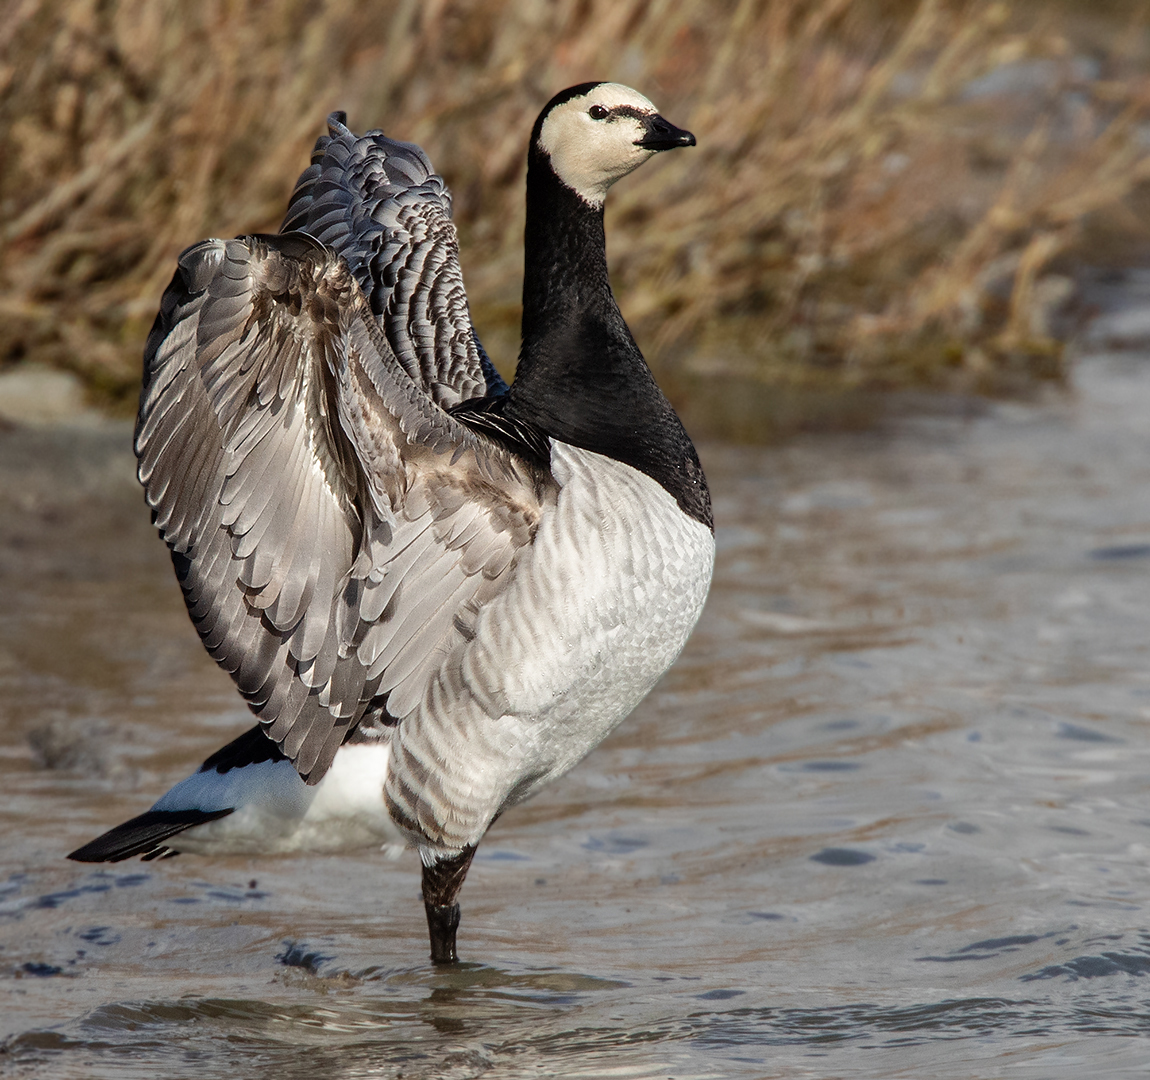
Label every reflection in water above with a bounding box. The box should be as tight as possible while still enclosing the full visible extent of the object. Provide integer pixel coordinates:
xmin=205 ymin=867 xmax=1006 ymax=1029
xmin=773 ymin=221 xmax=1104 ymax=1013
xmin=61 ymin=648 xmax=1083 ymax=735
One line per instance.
xmin=4 ymin=352 xmax=1150 ymax=1077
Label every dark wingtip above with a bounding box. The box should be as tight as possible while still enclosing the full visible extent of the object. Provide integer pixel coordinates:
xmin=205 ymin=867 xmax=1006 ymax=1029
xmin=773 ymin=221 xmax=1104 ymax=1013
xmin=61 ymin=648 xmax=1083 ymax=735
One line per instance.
xmin=198 ymin=724 xmax=288 ymax=775
xmin=67 ymin=808 xmax=234 ymax=863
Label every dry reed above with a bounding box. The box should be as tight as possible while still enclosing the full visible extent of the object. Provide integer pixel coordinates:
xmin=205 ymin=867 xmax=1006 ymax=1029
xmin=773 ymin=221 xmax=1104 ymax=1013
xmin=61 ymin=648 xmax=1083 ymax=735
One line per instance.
xmin=1 ymin=0 xmax=1148 ymax=417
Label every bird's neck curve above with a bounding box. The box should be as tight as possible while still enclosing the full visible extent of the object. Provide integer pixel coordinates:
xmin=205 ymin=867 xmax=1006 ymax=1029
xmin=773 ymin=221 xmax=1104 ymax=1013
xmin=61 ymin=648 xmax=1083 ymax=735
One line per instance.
xmin=506 ymin=147 xmax=711 ymax=530
xmin=516 ymin=148 xmax=628 ymax=375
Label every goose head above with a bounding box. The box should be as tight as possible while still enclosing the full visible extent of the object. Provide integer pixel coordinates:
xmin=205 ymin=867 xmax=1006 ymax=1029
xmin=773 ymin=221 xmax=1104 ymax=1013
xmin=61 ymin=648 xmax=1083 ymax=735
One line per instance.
xmin=533 ymin=82 xmax=696 ymax=208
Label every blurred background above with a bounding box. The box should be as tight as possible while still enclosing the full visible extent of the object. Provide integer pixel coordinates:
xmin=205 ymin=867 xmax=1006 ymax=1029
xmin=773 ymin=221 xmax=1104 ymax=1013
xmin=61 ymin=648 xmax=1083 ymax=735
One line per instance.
xmin=2 ymin=0 xmax=1149 ymax=436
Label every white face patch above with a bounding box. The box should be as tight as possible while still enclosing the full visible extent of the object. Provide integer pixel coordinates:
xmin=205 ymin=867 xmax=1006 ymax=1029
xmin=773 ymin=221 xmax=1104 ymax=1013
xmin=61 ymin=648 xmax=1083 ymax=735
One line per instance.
xmin=538 ymin=83 xmax=662 ymax=207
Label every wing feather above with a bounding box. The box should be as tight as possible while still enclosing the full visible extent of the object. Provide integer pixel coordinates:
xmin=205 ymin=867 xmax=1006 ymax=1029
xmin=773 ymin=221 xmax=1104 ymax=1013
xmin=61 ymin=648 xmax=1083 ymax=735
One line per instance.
xmin=138 ymin=232 xmax=552 ymax=783
xmin=281 ymin=114 xmax=507 ymax=405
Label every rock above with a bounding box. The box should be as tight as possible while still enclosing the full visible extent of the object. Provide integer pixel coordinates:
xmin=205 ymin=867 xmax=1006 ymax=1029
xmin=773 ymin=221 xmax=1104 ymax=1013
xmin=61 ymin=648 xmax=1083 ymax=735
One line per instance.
xmin=0 ymin=364 xmax=99 ymax=426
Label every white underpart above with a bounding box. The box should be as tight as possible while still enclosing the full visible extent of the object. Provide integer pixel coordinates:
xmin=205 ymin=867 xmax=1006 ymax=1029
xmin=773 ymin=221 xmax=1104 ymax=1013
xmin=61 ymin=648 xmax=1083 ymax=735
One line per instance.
xmin=538 ymin=83 xmax=661 ymax=207
xmin=153 ymin=742 xmax=405 ymax=856
xmin=386 ymin=443 xmax=716 ymax=857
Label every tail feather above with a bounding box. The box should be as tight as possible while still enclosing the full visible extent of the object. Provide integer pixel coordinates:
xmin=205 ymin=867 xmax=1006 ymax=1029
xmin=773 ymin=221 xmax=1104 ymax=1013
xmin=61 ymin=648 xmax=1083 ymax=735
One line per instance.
xmin=67 ymin=808 xmax=234 ymax=863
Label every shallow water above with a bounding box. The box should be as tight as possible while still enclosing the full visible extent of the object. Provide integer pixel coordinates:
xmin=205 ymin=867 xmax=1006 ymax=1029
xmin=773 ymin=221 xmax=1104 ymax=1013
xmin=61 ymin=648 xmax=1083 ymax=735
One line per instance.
xmin=3 ymin=345 xmax=1150 ymax=1078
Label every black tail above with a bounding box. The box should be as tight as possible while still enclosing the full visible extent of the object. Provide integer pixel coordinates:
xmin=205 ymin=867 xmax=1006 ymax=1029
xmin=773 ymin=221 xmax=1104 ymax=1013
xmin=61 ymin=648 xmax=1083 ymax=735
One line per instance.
xmin=67 ymin=808 xmax=234 ymax=863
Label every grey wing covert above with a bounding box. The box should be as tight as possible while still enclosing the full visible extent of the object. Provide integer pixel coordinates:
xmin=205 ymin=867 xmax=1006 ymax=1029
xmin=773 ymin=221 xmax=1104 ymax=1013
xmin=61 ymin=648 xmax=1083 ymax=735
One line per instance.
xmin=136 ymin=232 xmax=549 ymax=785
xmin=281 ymin=114 xmax=506 ymax=407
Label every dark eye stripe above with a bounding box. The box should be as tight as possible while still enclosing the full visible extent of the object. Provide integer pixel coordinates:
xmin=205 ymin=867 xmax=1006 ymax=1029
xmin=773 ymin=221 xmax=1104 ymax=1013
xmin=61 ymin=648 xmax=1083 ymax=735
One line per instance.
xmin=587 ymin=104 xmax=651 ymax=123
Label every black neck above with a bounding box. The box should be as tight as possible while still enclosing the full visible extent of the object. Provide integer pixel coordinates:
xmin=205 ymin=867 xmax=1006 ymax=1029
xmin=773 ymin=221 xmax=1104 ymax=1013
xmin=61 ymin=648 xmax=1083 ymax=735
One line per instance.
xmin=506 ymin=148 xmax=712 ymax=530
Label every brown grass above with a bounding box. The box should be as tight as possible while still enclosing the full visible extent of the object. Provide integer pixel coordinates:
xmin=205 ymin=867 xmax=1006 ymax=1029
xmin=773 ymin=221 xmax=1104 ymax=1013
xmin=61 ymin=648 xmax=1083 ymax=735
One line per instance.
xmin=1 ymin=0 xmax=1149 ymax=415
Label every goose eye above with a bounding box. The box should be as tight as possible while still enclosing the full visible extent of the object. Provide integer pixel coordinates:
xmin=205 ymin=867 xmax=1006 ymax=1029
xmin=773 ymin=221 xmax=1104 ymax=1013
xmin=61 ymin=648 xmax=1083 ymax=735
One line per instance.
xmin=589 ymin=105 xmax=609 ymax=120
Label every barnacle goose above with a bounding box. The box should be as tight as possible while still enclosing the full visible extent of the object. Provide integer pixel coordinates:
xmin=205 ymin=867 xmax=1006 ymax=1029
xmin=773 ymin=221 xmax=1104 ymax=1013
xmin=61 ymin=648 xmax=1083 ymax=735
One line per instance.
xmin=69 ymin=83 xmax=713 ymax=964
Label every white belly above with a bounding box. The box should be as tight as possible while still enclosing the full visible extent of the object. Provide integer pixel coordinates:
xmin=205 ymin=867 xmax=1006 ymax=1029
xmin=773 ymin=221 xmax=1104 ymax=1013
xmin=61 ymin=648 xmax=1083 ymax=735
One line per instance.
xmin=386 ymin=443 xmax=715 ymax=853
xmin=158 ymin=742 xmax=405 ymax=856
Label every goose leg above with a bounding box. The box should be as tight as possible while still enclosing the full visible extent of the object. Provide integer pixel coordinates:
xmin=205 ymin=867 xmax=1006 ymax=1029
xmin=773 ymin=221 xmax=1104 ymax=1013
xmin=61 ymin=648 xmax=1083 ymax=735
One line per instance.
xmin=422 ymin=845 xmax=476 ymax=964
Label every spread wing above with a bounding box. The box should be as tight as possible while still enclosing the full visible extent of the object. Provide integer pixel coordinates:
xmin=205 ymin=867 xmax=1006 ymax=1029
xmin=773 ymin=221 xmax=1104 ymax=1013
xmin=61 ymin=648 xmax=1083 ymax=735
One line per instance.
xmin=137 ymin=232 xmax=551 ymax=783
xmin=281 ymin=112 xmax=507 ymax=408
